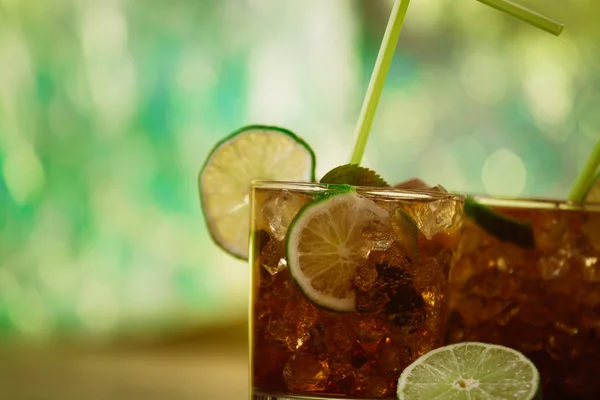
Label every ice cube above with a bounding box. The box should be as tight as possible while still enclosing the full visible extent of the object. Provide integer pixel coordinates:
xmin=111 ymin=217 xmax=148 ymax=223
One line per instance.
xmin=268 ymin=295 xmax=318 ymax=351
xmin=283 ymin=351 xmax=331 ymax=392
xmin=420 ymin=287 xmax=440 ymax=307
xmin=260 ymin=239 xmax=286 ymax=276
xmin=353 ymin=260 xmax=378 ymax=292
xmin=409 ymin=199 xmax=461 ymax=240
xmin=533 ymin=212 xmax=571 ymax=252
xmin=362 ymin=214 xmax=395 ymax=252
xmin=454 ymin=296 xmax=505 ymax=327
xmin=538 ymin=248 xmax=571 ymax=280
xmin=327 ymin=352 xmax=354 ymax=381
xmin=267 ymin=313 xmax=295 ymax=350
xmin=375 ymin=336 xmax=410 ymax=376
xmin=287 ymin=296 xmax=319 ymax=349
xmin=355 ymin=318 xmax=387 ymax=354
xmin=354 ymin=290 xmax=389 ymax=314
xmin=582 ymin=256 xmax=600 ymax=282
xmin=320 ymin=314 xmax=355 ymax=353
xmin=349 ymin=341 xmax=369 ymax=369
xmin=352 ymin=360 xmax=391 ymax=398
xmin=272 ymin=269 xmax=295 ymax=300
xmin=373 ymin=240 xmax=392 ymax=251
xmin=368 ymin=245 xmax=413 ymax=271
xmin=462 ymin=266 xmax=519 ymax=299
xmin=412 ymin=244 xmax=452 ymax=289
xmin=262 ymin=191 xmax=306 ymax=241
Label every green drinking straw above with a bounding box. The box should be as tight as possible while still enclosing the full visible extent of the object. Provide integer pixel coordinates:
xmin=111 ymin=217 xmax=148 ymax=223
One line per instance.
xmin=477 ymin=0 xmax=564 ymax=36
xmin=350 ymin=0 xmax=411 ymax=165
xmin=568 ymin=139 xmax=600 ymax=202
xmin=350 ymin=0 xmax=564 ymax=166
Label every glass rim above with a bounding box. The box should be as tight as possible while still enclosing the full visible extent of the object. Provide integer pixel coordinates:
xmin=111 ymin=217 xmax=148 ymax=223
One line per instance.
xmin=472 ymin=195 xmax=600 ymax=211
xmin=251 ymin=180 xmax=465 ymax=201
xmin=251 ymin=181 xmax=600 ymax=211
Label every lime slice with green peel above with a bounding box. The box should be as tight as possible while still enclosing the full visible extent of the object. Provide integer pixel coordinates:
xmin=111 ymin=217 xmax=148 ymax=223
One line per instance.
xmin=584 ymin=170 xmax=600 ymax=202
xmin=397 ymin=342 xmax=541 ymax=400
xmin=464 ymin=197 xmax=535 ymax=249
xmin=199 ymin=125 xmax=316 ymax=259
xmin=286 ymin=191 xmax=389 ymax=311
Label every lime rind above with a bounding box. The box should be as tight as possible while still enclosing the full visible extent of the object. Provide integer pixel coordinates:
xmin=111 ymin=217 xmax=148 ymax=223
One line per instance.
xmin=199 ymin=124 xmax=317 ymax=182
xmin=397 ymin=342 xmax=541 ymax=400
xmin=199 ymin=125 xmax=316 ymax=260
xmin=464 ymin=197 xmax=535 ymax=249
xmin=311 ymin=183 xmax=355 ymax=203
xmin=286 ymin=191 xmax=388 ymax=312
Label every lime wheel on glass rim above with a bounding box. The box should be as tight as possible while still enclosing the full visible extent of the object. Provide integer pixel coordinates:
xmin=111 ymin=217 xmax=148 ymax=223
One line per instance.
xmin=198 ymin=125 xmax=315 ymax=259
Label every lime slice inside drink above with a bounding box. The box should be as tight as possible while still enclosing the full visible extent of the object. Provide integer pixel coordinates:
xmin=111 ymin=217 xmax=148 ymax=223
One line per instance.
xmin=397 ymin=342 xmax=541 ymax=400
xmin=584 ymin=170 xmax=600 ymax=203
xmin=199 ymin=125 xmax=315 ymax=259
xmin=286 ymin=190 xmax=389 ymax=311
xmin=464 ymin=197 xmax=535 ymax=249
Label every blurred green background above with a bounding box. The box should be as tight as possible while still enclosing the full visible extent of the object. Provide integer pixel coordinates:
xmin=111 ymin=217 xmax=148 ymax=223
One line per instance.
xmin=0 ymin=0 xmax=598 ymax=344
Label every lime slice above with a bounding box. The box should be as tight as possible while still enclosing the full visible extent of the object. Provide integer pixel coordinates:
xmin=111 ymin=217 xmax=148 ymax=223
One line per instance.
xmin=397 ymin=342 xmax=541 ymax=400
xmin=464 ymin=197 xmax=535 ymax=249
xmin=286 ymin=191 xmax=389 ymax=311
xmin=199 ymin=125 xmax=315 ymax=259
xmin=584 ymin=170 xmax=600 ymax=202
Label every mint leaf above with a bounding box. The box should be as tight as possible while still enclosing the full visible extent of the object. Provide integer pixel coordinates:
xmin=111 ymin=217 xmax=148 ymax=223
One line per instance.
xmin=320 ymin=164 xmax=389 ymax=187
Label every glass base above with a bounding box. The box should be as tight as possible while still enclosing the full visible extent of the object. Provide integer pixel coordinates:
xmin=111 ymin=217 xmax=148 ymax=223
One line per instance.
xmin=251 ymin=390 xmax=395 ymax=400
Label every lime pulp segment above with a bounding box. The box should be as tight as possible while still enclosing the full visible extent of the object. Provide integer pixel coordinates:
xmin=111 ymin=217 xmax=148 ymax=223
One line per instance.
xmin=199 ymin=125 xmax=315 ymax=259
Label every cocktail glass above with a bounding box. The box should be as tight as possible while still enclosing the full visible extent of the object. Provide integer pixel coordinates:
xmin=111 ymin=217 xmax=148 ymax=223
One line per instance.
xmin=249 ymin=181 xmax=464 ymax=399
xmin=446 ymin=197 xmax=600 ymax=399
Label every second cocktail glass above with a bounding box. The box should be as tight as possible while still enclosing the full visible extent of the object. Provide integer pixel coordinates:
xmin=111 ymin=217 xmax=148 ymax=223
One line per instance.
xmin=446 ymin=197 xmax=600 ymax=399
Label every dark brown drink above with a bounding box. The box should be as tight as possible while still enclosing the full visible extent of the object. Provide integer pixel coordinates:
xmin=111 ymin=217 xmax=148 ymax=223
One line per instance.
xmin=446 ymin=198 xmax=600 ymax=399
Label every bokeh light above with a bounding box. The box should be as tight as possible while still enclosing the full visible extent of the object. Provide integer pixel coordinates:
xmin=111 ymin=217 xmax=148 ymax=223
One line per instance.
xmin=0 ymin=0 xmax=598 ymax=342
xmin=482 ymin=148 xmax=527 ymax=197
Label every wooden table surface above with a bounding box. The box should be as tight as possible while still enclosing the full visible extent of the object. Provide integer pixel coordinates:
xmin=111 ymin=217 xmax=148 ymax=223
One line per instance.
xmin=0 ymin=322 xmax=248 ymax=400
